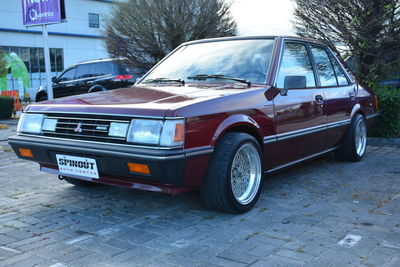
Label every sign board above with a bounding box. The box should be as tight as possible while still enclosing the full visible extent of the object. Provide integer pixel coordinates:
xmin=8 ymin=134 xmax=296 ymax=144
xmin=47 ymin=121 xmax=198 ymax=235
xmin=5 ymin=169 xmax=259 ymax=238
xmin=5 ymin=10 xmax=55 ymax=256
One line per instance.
xmin=22 ymin=0 xmax=66 ymax=26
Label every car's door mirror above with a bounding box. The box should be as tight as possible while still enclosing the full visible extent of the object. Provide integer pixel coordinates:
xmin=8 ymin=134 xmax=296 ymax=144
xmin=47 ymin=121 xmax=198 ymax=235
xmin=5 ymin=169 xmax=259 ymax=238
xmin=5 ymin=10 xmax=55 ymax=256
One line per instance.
xmin=280 ymin=75 xmax=307 ymax=96
xmin=52 ymin=76 xmax=58 ymax=83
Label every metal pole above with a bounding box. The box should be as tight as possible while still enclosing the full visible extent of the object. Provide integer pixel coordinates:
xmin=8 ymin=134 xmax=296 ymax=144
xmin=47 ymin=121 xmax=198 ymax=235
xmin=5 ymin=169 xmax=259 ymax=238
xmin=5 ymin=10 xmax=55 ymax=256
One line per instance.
xmin=42 ymin=25 xmax=53 ymax=100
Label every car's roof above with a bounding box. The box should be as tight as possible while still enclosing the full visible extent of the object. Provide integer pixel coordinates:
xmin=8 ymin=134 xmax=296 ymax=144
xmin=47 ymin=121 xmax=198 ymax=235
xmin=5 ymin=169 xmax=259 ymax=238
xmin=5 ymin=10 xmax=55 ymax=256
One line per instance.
xmin=183 ymin=35 xmax=327 ymax=46
xmin=75 ymin=57 xmax=128 ymax=66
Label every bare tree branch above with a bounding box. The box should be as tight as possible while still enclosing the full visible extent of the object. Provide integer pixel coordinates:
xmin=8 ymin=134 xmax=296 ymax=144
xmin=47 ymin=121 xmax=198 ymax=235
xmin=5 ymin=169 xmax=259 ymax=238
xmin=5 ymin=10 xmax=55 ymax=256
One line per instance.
xmin=104 ymin=0 xmax=237 ymax=72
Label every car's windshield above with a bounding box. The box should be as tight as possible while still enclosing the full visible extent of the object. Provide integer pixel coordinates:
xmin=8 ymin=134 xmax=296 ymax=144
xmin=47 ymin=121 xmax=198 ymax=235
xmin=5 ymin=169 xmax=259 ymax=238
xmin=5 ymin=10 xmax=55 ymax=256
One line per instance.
xmin=139 ymin=39 xmax=275 ymax=85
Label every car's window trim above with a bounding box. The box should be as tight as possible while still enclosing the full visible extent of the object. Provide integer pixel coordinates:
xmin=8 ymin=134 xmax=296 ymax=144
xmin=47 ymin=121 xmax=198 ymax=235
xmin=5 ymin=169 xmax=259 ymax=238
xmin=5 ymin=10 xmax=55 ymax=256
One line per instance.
xmin=326 ymin=48 xmax=352 ymax=86
xmin=309 ymin=44 xmax=340 ymax=88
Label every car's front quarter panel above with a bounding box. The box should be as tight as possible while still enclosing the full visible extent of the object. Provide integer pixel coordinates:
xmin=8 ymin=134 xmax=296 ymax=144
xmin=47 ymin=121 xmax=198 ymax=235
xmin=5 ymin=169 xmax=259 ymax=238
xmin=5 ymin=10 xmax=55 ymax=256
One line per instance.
xmin=174 ymin=87 xmax=276 ymax=186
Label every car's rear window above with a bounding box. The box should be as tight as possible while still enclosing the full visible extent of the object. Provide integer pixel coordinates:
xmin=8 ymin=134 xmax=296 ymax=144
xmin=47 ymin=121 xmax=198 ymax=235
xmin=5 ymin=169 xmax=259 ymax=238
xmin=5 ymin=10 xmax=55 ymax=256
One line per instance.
xmin=93 ymin=62 xmax=113 ymax=76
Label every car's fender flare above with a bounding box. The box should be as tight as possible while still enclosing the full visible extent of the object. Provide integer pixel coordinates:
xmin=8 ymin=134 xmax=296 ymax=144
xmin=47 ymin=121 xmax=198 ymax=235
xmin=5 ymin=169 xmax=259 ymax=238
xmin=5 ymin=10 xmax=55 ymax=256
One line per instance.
xmin=88 ymin=85 xmax=107 ymax=93
xmin=350 ymin=103 xmax=361 ymax=119
xmin=210 ymin=114 xmax=264 ymax=147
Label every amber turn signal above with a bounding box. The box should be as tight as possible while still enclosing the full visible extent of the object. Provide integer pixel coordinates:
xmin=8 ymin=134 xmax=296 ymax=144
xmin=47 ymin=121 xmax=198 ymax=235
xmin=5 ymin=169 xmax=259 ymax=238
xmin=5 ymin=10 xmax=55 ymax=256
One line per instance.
xmin=174 ymin=123 xmax=184 ymax=142
xmin=18 ymin=148 xmax=33 ymax=158
xmin=127 ymin=163 xmax=151 ymax=174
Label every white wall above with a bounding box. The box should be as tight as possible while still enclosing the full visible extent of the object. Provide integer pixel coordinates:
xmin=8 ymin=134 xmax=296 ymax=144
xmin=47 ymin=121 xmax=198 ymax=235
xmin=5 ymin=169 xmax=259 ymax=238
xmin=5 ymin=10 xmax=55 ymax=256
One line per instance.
xmin=0 ymin=0 xmax=118 ymax=98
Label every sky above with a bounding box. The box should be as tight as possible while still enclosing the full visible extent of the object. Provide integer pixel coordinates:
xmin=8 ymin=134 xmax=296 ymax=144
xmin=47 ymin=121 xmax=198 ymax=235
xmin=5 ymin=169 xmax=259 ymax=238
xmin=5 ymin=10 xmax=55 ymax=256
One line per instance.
xmin=229 ymin=0 xmax=297 ymax=36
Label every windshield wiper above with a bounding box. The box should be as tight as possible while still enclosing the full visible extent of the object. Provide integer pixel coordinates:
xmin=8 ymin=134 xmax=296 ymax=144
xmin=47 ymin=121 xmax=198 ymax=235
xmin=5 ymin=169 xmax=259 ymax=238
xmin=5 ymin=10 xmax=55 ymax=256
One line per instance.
xmin=187 ymin=74 xmax=251 ymax=88
xmin=142 ymin=78 xmax=185 ymax=85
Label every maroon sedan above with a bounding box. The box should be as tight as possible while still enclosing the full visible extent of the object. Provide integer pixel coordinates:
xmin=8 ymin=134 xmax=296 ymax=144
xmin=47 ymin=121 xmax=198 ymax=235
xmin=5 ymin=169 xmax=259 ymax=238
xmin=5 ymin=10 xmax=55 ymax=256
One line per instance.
xmin=9 ymin=36 xmax=378 ymax=213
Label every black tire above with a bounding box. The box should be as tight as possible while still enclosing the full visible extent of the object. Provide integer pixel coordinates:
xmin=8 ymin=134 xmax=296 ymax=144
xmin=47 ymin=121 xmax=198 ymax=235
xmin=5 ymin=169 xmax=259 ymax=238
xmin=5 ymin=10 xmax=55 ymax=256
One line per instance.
xmin=201 ymin=132 xmax=263 ymax=213
xmin=335 ymin=113 xmax=367 ymax=162
xmin=37 ymin=95 xmax=48 ymax=102
xmin=63 ymin=177 xmax=98 ymax=187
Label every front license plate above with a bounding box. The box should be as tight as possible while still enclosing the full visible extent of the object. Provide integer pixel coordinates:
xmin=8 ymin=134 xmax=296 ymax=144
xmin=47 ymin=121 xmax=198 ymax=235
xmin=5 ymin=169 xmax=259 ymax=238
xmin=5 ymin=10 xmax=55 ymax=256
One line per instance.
xmin=56 ymin=154 xmax=99 ymax=179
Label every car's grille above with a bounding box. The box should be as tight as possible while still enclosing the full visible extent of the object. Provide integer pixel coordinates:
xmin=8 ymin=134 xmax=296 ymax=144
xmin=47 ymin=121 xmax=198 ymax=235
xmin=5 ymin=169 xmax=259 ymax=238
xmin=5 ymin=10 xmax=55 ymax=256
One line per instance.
xmin=42 ymin=115 xmax=130 ymax=143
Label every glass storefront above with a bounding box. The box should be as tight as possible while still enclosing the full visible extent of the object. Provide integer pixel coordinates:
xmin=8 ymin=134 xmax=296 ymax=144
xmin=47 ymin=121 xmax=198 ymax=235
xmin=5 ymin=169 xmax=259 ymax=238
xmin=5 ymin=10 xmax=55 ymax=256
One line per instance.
xmin=1 ymin=45 xmax=64 ymax=95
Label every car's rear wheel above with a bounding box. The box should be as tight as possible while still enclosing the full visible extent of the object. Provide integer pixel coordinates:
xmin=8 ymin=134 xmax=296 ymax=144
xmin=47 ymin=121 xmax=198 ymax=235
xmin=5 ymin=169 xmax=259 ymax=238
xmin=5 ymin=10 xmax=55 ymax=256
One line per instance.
xmin=201 ymin=132 xmax=263 ymax=213
xmin=63 ymin=176 xmax=99 ymax=187
xmin=336 ymin=113 xmax=367 ymax=161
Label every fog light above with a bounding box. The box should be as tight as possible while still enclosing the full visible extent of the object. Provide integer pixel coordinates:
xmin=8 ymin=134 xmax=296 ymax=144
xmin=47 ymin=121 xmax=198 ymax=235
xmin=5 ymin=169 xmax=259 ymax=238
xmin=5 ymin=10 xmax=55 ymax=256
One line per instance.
xmin=127 ymin=163 xmax=150 ymax=174
xmin=18 ymin=148 xmax=33 ymax=158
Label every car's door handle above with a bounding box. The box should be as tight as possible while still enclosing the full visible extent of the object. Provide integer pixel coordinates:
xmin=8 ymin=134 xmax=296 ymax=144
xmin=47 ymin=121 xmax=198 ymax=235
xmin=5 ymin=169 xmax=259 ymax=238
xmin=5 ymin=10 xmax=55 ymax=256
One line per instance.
xmin=315 ymin=95 xmax=324 ymax=103
xmin=86 ymin=80 xmax=94 ymax=85
xmin=349 ymin=92 xmax=355 ymax=98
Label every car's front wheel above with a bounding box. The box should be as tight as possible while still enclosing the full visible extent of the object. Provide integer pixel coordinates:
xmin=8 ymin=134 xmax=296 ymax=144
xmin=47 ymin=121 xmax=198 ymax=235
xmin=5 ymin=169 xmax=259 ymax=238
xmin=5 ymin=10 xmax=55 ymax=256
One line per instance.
xmin=202 ymin=132 xmax=263 ymax=213
xmin=336 ymin=113 xmax=367 ymax=161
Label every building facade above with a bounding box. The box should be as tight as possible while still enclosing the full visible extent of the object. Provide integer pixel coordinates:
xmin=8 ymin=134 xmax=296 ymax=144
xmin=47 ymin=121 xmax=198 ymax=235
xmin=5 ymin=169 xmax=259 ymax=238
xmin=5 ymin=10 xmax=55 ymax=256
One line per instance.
xmin=0 ymin=0 xmax=119 ymax=99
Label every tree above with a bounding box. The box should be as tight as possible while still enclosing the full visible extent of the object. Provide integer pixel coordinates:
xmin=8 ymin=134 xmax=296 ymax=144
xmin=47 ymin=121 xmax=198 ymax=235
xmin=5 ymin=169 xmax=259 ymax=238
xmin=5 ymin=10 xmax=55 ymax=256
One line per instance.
xmin=293 ymin=0 xmax=400 ymax=83
xmin=105 ymin=0 xmax=237 ymax=72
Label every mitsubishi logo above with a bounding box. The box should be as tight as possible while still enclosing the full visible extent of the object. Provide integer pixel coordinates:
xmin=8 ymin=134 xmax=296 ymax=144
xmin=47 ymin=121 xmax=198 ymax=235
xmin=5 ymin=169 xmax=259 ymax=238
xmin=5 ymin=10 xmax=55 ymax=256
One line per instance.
xmin=74 ymin=122 xmax=83 ymax=133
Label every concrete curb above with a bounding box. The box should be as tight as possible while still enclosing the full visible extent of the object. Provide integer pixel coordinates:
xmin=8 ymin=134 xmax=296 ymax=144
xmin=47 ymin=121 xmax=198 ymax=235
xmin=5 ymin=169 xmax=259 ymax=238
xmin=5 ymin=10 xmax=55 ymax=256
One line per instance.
xmin=368 ymin=137 xmax=400 ymax=146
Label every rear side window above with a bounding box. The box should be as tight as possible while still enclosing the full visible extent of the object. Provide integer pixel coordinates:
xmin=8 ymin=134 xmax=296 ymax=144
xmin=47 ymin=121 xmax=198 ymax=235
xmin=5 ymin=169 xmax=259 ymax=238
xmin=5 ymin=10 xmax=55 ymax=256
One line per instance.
xmin=276 ymin=42 xmax=316 ymax=88
xmin=328 ymin=52 xmax=350 ymax=86
xmin=93 ymin=62 xmax=113 ymax=76
xmin=59 ymin=67 xmax=76 ymax=82
xmin=75 ymin=64 xmax=93 ymax=79
xmin=310 ymin=46 xmax=337 ymax=87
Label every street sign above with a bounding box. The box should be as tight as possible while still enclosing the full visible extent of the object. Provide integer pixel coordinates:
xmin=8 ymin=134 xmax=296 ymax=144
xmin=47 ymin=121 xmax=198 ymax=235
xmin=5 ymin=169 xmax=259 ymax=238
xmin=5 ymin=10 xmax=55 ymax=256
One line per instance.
xmin=22 ymin=0 xmax=65 ymax=27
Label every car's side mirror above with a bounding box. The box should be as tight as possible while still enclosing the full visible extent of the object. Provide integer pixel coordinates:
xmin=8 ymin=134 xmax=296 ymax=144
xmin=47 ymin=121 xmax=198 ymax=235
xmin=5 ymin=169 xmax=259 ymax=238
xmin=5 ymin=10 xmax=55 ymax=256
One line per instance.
xmin=52 ymin=76 xmax=58 ymax=83
xmin=281 ymin=75 xmax=307 ymax=96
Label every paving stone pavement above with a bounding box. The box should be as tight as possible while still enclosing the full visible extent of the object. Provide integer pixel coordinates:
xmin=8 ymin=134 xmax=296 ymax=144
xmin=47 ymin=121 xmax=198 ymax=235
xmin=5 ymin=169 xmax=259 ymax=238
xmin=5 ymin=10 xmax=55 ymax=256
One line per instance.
xmin=1 ymin=122 xmax=400 ymax=266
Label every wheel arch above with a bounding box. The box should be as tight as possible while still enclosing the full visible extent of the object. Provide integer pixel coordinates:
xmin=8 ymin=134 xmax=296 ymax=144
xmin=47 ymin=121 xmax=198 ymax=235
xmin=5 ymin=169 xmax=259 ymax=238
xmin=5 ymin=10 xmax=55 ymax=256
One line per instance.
xmin=350 ymin=103 xmax=367 ymax=121
xmin=210 ymin=114 xmax=264 ymax=150
xmin=88 ymin=85 xmax=107 ymax=93
xmin=35 ymin=91 xmax=47 ymax=102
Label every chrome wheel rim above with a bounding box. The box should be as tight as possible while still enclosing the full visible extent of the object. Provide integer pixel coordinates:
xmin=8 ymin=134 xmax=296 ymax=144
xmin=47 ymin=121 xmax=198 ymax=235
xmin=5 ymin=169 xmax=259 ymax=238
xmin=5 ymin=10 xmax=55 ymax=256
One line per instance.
xmin=355 ymin=118 xmax=367 ymax=156
xmin=230 ymin=143 xmax=262 ymax=205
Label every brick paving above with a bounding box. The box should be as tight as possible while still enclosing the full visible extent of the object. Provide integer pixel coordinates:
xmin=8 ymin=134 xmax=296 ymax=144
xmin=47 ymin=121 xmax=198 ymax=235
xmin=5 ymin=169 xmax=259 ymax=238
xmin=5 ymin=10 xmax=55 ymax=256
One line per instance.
xmin=1 ymin=121 xmax=400 ymax=266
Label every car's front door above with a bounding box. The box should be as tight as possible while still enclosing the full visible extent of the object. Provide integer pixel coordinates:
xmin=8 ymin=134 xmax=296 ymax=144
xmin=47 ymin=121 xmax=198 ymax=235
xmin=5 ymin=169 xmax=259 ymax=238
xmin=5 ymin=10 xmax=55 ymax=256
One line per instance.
xmin=309 ymin=45 xmax=356 ymax=150
xmin=270 ymin=41 xmax=326 ymax=168
xmin=53 ymin=67 xmax=77 ymax=98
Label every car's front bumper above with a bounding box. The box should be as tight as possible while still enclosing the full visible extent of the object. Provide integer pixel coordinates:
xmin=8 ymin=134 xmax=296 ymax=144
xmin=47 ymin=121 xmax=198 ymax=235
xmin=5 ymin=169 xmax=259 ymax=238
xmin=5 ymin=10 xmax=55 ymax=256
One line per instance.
xmin=8 ymin=134 xmax=205 ymax=194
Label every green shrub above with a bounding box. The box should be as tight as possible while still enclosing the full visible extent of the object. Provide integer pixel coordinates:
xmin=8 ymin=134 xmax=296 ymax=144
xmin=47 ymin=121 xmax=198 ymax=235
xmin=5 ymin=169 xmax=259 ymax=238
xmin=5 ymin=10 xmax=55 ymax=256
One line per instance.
xmin=369 ymin=86 xmax=400 ymax=138
xmin=0 ymin=95 xmax=13 ymax=119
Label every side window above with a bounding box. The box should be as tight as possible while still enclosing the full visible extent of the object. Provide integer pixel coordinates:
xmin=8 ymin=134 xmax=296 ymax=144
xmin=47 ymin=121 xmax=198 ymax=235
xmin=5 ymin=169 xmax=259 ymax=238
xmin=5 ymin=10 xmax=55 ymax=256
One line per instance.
xmin=58 ymin=68 xmax=76 ymax=82
xmin=328 ymin=51 xmax=350 ymax=86
xmin=93 ymin=62 xmax=113 ymax=76
xmin=310 ymin=46 xmax=338 ymax=87
xmin=276 ymin=42 xmax=316 ymax=88
xmin=75 ymin=64 xmax=93 ymax=79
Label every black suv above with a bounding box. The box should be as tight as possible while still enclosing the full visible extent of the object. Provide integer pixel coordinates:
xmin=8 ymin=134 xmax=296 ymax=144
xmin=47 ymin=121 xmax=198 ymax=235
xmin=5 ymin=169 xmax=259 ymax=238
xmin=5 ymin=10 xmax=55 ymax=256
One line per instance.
xmin=35 ymin=58 xmax=144 ymax=102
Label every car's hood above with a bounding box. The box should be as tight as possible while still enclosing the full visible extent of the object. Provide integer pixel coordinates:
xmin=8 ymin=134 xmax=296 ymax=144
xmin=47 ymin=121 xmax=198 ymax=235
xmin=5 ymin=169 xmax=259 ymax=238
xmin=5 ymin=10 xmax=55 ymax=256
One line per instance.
xmin=28 ymin=83 xmax=264 ymax=117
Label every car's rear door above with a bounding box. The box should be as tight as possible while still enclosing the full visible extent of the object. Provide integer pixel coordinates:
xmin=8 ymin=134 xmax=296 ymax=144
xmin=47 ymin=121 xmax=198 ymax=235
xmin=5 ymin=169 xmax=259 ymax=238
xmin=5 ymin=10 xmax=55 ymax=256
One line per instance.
xmin=309 ymin=45 xmax=355 ymax=150
xmin=271 ymin=41 xmax=326 ymax=168
xmin=75 ymin=63 xmax=94 ymax=94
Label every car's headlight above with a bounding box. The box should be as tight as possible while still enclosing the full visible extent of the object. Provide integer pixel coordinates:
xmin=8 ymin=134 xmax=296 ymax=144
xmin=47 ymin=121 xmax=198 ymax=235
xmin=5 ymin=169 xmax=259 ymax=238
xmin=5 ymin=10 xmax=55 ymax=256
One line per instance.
xmin=42 ymin=118 xmax=57 ymax=132
xmin=17 ymin=113 xmax=44 ymax=134
xmin=109 ymin=122 xmax=129 ymax=138
xmin=127 ymin=119 xmax=184 ymax=146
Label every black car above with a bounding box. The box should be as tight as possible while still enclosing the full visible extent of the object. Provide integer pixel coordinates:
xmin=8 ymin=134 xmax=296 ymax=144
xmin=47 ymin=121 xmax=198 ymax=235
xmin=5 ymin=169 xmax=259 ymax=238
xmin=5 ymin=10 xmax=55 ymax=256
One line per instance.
xmin=35 ymin=58 xmax=144 ymax=102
